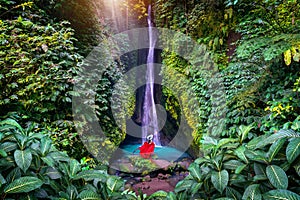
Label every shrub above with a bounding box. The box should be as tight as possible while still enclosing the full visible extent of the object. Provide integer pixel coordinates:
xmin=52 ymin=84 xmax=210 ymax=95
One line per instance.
xmin=0 ymin=118 xmax=128 ymax=199
xmin=174 ymin=125 xmax=300 ymax=199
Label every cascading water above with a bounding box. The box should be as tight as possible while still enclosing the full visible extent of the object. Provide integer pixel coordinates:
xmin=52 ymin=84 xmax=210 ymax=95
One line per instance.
xmin=142 ymin=5 xmax=161 ymax=146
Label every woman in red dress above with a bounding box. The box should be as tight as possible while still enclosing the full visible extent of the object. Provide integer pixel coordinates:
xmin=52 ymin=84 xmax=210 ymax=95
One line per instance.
xmin=138 ymin=134 xmax=155 ymax=159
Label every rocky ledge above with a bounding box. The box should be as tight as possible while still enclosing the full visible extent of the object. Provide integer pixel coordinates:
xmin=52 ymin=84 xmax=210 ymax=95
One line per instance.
xmin=109 ymin=157 xmax=193 ymax=195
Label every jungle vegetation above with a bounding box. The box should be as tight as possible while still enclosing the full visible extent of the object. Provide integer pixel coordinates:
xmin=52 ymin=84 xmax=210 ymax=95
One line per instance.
xmin=0 ymin=0 xmax=299 ymax=199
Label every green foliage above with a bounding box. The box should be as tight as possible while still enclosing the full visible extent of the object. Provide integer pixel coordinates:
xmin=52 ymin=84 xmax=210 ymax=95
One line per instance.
xmin=1 ymin=0 xmax=300 ymax=199
xmin=128 ymin=155 xmax=157 ymax=175
xmin=236 ymin=0 xmax=300 ymax=39
xmin=0 ymin=118 xmax=129 ymax=199
xmin=242 ymin=184 xmax=261 ymax=200
xmin=0 ymin=0 xmax=60 ymax=22
xmin=174 ymin=125 xmax=300 ymax=199
xmin=0 ymin=12 xmax=81 ymax=122
xmin=224 ymin=0 xmax=300 ymax=136
xmin=0 ymin=0 xmax=127 ymax=164
xmin=266 ymin=165 xmax=288 ymax=189
xmin=45 ymin=120 xmax=89 ymax=160
xmin=263 ymin=189 xmax=300 ymax=200
xmin=4 ymin=177 xmax=43 ymax=194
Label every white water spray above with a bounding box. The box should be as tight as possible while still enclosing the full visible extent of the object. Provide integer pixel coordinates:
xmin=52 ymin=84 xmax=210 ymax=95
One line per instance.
xmin=142 ymin=5 xmax=161 ymax=146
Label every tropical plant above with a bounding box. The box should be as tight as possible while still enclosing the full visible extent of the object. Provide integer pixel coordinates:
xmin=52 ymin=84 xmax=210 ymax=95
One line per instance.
xmin=0 ymin=118 xmax=127 ymax=199
xmin=0 ymin=6 xmax=82 ymax=122
xmin=174 ymin=125 xmax=300 ymax=199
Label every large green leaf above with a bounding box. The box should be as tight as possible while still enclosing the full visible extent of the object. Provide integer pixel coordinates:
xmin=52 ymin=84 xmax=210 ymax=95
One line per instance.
xmin=0 ymin=173 xmax=6 ymax=186
xmin=59 ymin=162 xmax=70 ymax=177
xmin=190 ymin=182 xmax=203 ymax=195
xmin=188 ymin=163 xmax=202 ymax=181
xmin=247 ymin=135 xmax=268 ymax=150
xmin=235 ymin=164 xmax=247 ymax=174
xmin=77 ymin=190 xmax=101 ymax=200
xmin=69 ymin=159 xmax=81 ymax=177
xmin=14 ymin=134 xmax=28 ymax=149
xmin=216 ymin=138 xmax=238 ymax=149
xmin=266 ymin=165 xmax=288 ymax=189
xmin=223 ymin=160 xmax=245 ymax=170
xmin=45 ymin=167 xmax=62 ymax=179
xmin=49 ymin=180 xmax=62 ymax=192
xmin=67 ymin=185 xmax=78 ymax=200
xmin=226 ymin=187 xmax=242 ymax=200
xmin=242 ymin=184 xmax=261 ymax=200
xmin=263 ymin=189 xmax=300 ymax=200
xmin=41 ymin=156 xmax=55 ymax=167
xmin=253 ymin=173 xmax=268 ymax=181
xmin=194 ymin=157 xmax=209 ymax=165
xmin=234 ymin=146 xmax=248 ymax=163
xmin=106 ymin=176 xmax=123 ymax=192
xmin=0 ymin=157 xmax=14 ymax=169
xmin=202 ymin=135 xmax=218 ymax=145
xmin=4 ymin=177 xmax=43 ymax=193
xmin=40 ymin=137 xmax=52 ymax=156
xmin=174 ymin=179 xmax=194 ymax=193
xmin=238 ymin=124 xmax=253 ymax=143
xmin=148 ymin=190 xmax=168 ymax=199
xmin=211 ymin=170 xmax=229 ymax=193
xmin=0 ymin=142 xmax=18 ymax=152
xmin=256 ymin=129 xmax=300 ymax=148
xmin=73 ymin=170 xmax=107 ymax=181
xmin=166 ymin=192 xmax=177 ymax=200
xmin=286 ymin=137 xmax=300 ymax=163
xmin=14 ymin=149 xmax=32 ymax=173
xmin=253 ymin=162 xmax=266 ymax=176
xmin=49 ymin=151 xmax=70 ymax=162
xmin=59 ymin=191 xmax=70 ymax=199
xmin=0 ymin=149 xmax=7 ymax=157
xmin=245 ymin=149 xmax=268 ymax=164
xmin=6 ymin=167 xmax=21 ymax=183
xmin=212 ymin=155 xmax=223 ymax=170
xmin=0 ymin=119 xmax=25 ymax=135
xmin=267 ymin=138 xmax=285 ymax=162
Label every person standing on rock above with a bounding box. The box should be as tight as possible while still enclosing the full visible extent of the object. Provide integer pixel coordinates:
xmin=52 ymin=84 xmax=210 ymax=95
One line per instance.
xmin=135 ymin=134 xmax=155 ymax=159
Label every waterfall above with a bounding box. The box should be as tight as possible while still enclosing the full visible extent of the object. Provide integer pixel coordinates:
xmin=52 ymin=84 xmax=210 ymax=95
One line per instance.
xmin=142 ymin=5 xmax=161 ymax=146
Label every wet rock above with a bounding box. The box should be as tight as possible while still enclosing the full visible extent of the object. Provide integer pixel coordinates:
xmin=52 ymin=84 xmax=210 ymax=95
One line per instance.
xmin=108 ymin=168 xmax=117 ymax=175
xmin=158 ymin=173 xmax=171 ymax=180
xmin=180 ymin=171 xmax=186 ymax=176
xmin=165 ymin=174 xmax=171 ymax=179
xmin=143 ymin=185 xmax=150 ymax=190
xmin=149 ymin=171 xmax=158 ymax=178
xmin=144 ymin=175 xmax=151 ymax=182
xmin=177 ymin=160 xmax=192 ymax=170
xmin=153 ymin=159 xmax=171 ymax=169
xmin=157 ymin=173 xmax=164 ymax=179
xmin=134 ymin=177 xmax=142 ymax=182
xmin=185 ymin=171 xmax=189 ymax=177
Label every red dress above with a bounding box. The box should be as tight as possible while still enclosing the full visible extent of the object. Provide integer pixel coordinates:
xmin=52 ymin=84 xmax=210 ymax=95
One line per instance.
xmin=139 ymin=142 xmax=155 ymax=158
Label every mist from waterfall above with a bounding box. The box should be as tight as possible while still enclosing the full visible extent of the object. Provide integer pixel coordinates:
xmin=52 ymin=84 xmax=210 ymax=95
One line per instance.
xmin=142 ymin=5 xmax=161 ymax=146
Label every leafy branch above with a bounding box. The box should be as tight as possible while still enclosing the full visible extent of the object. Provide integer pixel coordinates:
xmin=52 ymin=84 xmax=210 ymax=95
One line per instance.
xmin=0 ymin=2 xmax=33 ymax=17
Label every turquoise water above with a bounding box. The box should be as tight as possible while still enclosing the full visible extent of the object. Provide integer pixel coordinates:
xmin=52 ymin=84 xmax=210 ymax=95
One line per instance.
xmin=120 ymin=144 xmax=190 ymax=162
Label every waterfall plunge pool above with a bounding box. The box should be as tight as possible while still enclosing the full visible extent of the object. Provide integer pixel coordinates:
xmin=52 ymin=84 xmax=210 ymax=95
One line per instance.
xmin=119 ymin=144 xmax=191 ymax=162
